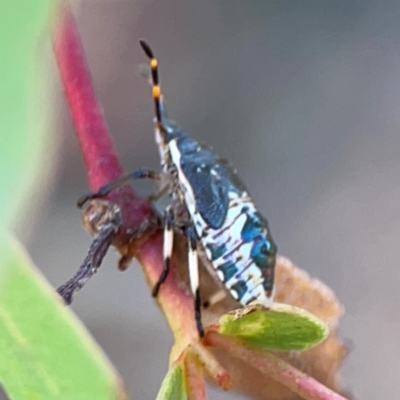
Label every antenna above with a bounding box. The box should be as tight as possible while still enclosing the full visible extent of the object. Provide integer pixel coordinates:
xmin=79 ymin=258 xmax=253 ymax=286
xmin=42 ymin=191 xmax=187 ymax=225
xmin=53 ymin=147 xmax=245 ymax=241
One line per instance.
xmin=139 ymin=39 xmax=163 ymax=124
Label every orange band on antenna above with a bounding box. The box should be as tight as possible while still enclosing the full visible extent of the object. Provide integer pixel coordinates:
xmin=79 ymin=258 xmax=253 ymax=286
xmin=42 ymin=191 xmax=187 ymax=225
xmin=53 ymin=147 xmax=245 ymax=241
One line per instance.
xmin=150 ymin=59 xmax=158 ymax=69
xmin=152 ymin=85 xmax=161 ymax=98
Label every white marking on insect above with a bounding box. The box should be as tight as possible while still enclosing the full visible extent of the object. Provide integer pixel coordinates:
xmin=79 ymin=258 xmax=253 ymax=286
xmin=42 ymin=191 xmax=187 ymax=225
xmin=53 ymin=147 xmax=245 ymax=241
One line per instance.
xmin=169 ymin=140 xmax=197 ymax=216
xmin=231 ymin=290 xmax=239 ymax=300
xmin=188 ymin=245 xmax=199 ymax=295
xmin=163 ymin=221 xmax=173 ymax=260
xmin=216 ymin=270 xmax=225 ymax=281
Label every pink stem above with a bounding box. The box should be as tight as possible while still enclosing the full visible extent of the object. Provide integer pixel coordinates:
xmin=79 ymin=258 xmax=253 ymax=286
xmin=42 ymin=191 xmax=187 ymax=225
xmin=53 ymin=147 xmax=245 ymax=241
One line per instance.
xmin=52 ymin=3 xmax=152 ymax=244
xmin=135 ymin=234 xmax=198 ymax=341
xmin=190 ymin=341 xmax=231 ymax=390
xmin=184 ymin=353 xmax=208 ymax=400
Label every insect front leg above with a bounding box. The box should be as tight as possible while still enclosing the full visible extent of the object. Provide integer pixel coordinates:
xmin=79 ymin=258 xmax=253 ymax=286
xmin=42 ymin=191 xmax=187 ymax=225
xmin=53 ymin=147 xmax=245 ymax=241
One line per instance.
xmin=185 ymin=224 xmax=204 ymax=337
xmin=57 ymin=218 xmax=120 ymax=304
xmin=77 ymin=168 xmax=160 ymax=208
xmin=152 ymin=205 xmax=174 ymax=297
xmin=147 ymin=183 xmax=169 ymax=203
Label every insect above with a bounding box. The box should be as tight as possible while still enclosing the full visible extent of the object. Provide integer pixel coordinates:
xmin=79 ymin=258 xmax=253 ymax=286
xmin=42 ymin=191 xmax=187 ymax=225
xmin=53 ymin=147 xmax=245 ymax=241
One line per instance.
xmin=58 ymin=40 xmax=277 ymax=337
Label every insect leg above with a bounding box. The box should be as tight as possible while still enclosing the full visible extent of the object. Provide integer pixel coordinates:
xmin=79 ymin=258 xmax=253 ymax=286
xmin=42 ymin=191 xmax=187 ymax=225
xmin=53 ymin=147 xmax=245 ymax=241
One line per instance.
xmin=185 ymin=225 xmax=204 ymax=337
xmin=57 ymin=219 xmax=119 ymax=304
xmin=77 ymin=168 xmax=160 ymax=208
xmin=152 ymin=205 xmax=174 ymax=297
xmin=147 ymin=184 xmax=168 ymax=204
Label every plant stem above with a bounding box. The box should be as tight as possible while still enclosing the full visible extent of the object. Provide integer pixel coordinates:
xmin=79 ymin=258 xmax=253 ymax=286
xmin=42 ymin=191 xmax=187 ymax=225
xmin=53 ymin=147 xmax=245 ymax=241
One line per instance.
xmin=52 ymin=2 xmax=153 ymax=244
xmin=184 ymin=353 xmax=208 ymax=400
xmin=205 ymin=331 xmax=348 ymax=400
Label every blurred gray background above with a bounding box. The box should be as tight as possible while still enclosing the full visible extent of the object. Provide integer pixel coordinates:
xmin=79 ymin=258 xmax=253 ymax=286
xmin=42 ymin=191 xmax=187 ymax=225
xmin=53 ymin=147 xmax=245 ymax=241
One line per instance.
xmin=21 ymin=0 xmax=400 ymax=399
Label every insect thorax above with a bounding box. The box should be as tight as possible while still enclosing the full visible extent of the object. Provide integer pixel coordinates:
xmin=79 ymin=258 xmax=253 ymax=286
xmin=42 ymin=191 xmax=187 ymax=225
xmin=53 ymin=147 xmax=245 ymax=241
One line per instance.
xmin=157 ymin=119 xmax=277 ymax=307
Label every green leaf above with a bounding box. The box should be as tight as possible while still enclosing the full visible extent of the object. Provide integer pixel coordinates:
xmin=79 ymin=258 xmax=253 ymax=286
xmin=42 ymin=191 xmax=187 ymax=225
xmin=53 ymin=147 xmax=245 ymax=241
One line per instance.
xmin=0 ymin=234 xmax=126 ymax=400
xmin=218 ymin=303 xmax=329 ymax=351
xmin=0 ymin=0 xmax=56 ymax=229
xmin=156 ymin=363 xmax=186 ymax=400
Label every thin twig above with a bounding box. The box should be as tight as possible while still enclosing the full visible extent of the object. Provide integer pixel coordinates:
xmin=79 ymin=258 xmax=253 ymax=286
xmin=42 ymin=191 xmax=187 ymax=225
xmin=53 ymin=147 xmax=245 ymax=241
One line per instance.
xmin=184 ymin=353 xmax=208 ymax=400
xmin=52 ymin=3 xmax=153 ymax=244
xmin=190 ymin=341 xmax=231 ymax=390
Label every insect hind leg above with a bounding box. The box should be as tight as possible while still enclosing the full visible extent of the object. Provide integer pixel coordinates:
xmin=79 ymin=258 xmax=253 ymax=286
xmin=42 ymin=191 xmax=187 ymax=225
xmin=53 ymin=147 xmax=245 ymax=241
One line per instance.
xmin=185 ymin=224 xmax=204 ymax=337
xmin=152 ymin=206 xmax=174 ymax=297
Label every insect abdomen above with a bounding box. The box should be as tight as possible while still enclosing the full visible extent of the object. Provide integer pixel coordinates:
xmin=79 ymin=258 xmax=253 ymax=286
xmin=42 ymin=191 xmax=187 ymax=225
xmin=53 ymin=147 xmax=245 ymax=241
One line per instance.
xmin=168 ymin=134 xmax=277 ymax=307
xmin=201 ymin=198 xmax=276 ymax=306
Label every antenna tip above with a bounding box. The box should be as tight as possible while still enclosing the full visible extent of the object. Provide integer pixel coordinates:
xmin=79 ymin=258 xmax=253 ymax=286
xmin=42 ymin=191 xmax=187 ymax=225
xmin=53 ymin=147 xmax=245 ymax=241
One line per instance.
xmin=139 ymin=39 xmax=154 ymax=59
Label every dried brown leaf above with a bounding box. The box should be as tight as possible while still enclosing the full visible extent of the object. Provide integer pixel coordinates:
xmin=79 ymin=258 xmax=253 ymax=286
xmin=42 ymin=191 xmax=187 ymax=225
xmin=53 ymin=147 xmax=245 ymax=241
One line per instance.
xmin=211 ymin=256 xmax=347 ymax=400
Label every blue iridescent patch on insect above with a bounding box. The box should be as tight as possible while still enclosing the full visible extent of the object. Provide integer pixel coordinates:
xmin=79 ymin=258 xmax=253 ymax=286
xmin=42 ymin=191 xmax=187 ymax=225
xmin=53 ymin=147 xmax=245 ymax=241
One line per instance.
xmin=206 ymin=243 xmax=227 ymax=261
xmin=217 ymin=260 xmax=238 ymax=282
xmin=241 ymin=212 xmax=268 ymax=242
xmin=230 ymin=281 xmax=249 ymax=301
xmin=251 ymin=237 xmax=276 ymax=293
xmin=250 ymin=239 xmax=272 ymax=269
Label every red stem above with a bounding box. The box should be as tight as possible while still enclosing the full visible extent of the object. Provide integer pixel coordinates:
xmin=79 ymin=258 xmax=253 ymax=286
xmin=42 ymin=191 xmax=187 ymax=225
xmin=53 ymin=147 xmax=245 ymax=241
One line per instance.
xmin=52 ymin=3 xmax=153 ymax=244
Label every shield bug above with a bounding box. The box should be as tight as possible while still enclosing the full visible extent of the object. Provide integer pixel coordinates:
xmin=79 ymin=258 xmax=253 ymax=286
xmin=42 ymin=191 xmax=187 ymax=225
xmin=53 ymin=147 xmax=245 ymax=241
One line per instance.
xmin=58 ymin=40 xmax=277 ymax=337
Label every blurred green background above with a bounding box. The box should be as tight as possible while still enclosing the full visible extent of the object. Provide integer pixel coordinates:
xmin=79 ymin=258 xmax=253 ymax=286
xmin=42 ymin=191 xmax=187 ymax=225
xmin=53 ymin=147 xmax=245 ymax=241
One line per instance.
xmin=0 ymin=0 xmax=53 ymax=231
xmin=6 ymin=1 xmax=400 ymax=399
